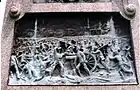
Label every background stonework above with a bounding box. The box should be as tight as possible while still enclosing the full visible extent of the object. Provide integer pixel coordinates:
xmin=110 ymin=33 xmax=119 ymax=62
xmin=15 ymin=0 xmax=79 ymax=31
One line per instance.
xmin=1 ymin=0 xmax=140 ymax=90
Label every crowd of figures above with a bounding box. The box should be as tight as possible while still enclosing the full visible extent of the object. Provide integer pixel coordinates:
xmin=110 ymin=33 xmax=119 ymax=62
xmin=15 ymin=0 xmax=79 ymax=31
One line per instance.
xmin=9 ymin=36 xmax=135 ymax=84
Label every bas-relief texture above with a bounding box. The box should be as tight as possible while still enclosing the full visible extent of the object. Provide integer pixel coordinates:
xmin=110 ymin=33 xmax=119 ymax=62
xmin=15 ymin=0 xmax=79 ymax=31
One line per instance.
xmin=8 ymin=13 xmax=137 ymax=85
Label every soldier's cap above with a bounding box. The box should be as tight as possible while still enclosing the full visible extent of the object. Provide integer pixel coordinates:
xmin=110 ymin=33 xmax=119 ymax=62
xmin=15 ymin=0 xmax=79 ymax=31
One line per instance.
xmin=71 ymin=40 xmax=76 ymax=44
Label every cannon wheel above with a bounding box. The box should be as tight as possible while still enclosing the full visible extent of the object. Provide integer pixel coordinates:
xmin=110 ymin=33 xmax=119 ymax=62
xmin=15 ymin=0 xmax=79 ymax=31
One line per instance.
xmin=84 ymin=53 xmax=97 ymax=72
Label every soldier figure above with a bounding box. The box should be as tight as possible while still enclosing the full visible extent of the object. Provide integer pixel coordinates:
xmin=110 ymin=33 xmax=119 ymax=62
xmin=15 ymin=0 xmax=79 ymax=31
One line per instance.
xmin=107 ymin=42 xmax=133 ymax=80
xmin=70 ymin=40 xmax=90 ymax=76
xmin=123 ymin=45 xmax=132 ymax=61
xmin=91 ymin=45 xmax=110 ymax=73
xmin=50 ymin=41 xmax=65 ymax=77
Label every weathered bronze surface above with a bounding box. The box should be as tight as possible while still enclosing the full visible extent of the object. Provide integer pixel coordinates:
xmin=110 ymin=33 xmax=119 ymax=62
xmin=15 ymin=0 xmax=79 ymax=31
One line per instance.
xmin=8 ymin=12 xmax=137 ymax=85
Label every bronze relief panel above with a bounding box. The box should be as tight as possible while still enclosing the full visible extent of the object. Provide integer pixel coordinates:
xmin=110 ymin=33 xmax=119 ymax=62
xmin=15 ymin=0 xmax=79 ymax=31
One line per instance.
xmin=8 ymin=12 xmax=138 ymax=85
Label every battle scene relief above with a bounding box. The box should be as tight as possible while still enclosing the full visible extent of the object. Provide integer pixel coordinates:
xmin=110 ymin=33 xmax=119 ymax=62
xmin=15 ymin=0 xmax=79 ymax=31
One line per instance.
xmin=8 ymin=13 xmax=137 ymax=85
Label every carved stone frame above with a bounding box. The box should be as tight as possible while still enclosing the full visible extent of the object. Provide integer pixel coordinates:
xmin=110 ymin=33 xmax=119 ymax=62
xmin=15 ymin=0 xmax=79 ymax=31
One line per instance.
xmin=1 ymin=0 xmax=140 ymax=90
